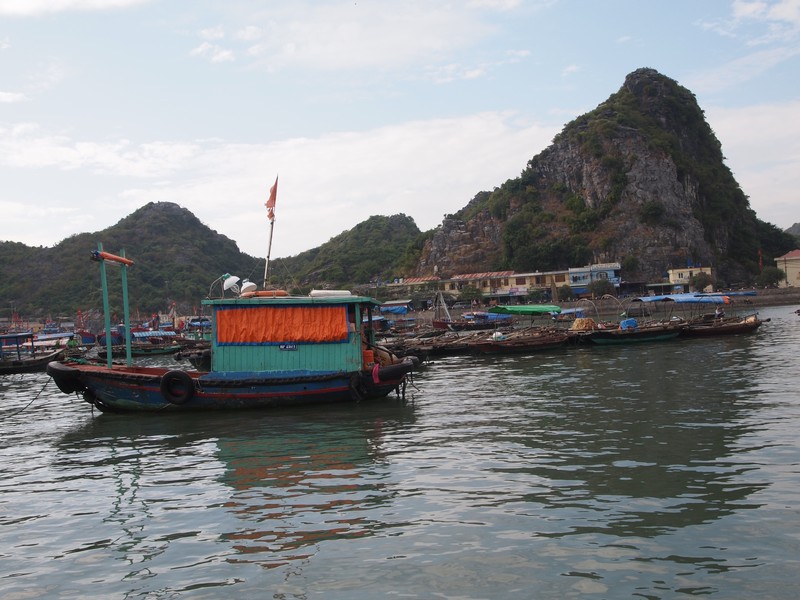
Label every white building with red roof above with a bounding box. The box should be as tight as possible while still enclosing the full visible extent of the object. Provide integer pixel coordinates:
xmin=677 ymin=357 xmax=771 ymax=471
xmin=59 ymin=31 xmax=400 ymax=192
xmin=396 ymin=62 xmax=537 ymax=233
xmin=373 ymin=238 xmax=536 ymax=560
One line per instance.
xmin=775 ymin=249 xmax=800 ymax=288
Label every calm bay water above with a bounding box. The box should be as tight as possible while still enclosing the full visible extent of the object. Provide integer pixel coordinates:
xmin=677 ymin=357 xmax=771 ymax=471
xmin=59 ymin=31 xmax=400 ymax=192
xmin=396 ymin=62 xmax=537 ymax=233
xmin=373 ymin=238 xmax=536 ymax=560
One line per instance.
xmin=1 ymin=304 xmax=799 ymax=599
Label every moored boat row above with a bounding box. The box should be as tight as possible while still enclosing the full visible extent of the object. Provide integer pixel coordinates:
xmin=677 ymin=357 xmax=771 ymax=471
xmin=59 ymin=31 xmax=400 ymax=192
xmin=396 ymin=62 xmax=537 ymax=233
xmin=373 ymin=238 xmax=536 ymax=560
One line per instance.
xmin=381 ymin=303 xmax=766 ymax=362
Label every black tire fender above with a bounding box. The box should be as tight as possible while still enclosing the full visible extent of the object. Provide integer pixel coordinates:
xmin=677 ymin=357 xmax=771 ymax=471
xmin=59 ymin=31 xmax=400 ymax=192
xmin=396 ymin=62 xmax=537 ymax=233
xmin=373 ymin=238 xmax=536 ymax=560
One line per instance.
xmin=160 ymin=370 xmax=195 ymax=405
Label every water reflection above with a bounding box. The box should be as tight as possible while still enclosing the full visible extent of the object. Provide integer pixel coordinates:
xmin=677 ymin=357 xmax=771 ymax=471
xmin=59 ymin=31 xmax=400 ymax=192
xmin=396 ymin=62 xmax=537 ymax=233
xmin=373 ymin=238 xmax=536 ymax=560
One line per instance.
xmin=55 ymin=400 xmax=417 ymax=574
xmin=422 ymin=335 xmax=769 ymax=540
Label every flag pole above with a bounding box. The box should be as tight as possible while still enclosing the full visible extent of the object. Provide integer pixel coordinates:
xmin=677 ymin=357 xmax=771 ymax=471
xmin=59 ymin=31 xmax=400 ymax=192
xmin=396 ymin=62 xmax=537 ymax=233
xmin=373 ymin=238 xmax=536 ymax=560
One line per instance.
xmin=263 ymin=219 xmax=275 ymax=287
xmin=263 ymin=175 xmax=278 ymax=288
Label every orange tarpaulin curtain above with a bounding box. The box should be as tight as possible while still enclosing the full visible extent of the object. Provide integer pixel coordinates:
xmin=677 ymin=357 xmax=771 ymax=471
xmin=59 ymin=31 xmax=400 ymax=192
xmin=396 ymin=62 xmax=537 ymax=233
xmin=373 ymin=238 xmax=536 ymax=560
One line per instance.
xmin=216 ymin=305 xmax=349 ymax=344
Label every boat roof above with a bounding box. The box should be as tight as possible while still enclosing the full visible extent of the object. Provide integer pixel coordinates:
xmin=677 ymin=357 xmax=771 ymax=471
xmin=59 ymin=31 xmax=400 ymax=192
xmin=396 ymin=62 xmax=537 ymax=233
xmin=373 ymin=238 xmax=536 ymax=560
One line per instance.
xmin=133 ymin=330 xmax=177 ymax=338
xmin=203 ymin=294 xmax=381 ymax=307
xmin=35 ymin=331 xmax=77 ymax=340
xmin=0 ymin=331 xmax=35 ymax=341
xmin=633 ymin=293 xmax=729 ymax=304
xmin=488 ymin=304 xmax=562 ymax=315
xmin=557 ymin=308 xmax=587 ymax=315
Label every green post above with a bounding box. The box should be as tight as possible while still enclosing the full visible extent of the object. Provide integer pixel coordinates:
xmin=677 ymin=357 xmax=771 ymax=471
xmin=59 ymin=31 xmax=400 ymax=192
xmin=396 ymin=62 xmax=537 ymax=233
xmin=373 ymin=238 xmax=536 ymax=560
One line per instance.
xmin=95 ymin=244 xmax=134 ymax=368
xmin=119 ymin=249 xmax=132 ymax=367
xmin=97 ymin=243 xmax=114 ymax=368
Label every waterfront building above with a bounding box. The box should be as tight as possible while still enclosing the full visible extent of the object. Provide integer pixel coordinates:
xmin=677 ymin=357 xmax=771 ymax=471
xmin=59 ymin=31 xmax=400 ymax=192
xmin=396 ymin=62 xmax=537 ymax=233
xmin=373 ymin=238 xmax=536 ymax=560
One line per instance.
xmin=567 ymin=263 xmax=622 ymax=296
xmin=775 ymin=250 xmax=800 ymax=288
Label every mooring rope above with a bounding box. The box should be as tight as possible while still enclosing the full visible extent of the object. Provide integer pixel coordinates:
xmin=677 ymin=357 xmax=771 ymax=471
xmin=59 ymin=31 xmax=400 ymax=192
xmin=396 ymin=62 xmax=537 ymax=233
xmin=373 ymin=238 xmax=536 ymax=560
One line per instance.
xmin=4 ymin=378 xmax=50 ymax=418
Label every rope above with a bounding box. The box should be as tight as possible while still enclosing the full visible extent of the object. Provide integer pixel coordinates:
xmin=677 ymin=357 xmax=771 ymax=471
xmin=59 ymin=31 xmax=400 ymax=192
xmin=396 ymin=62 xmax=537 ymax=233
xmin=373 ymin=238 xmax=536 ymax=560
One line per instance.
xmin=4 ymin=378 xmax=51 ymax=418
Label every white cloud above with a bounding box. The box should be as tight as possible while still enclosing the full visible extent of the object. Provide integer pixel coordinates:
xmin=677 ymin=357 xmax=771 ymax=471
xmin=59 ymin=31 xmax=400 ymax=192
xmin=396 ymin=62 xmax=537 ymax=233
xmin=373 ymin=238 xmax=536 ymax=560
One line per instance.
xmin=686 ymin=45 xmax=800 ymax=92
xmin=189 ymin=42 xmax=235 ymax=63
xmin=467 ymin=0 xmax=523 ymax=9
xmin=0 ymin=91 xmax=27 ymax=103
xmin=561 ymin=64 xmax=579 ymax=77
xmin=0 ymin=113 xmax=557 ymax=257
xmin=199 ymin=26 xmax=226 ymax=41
xmin=0 ymin=0 xmax=151 ymax=17
xmin=0 ymin=123 xmax=202 ymax=176
xmin=734 ymin=0 xmax=800 ymax=25
xmin=707 ymin=99 xmax=800 ymax=228
xmin=702 ymin=0 xmax=800 ymax=44
xmin=235 ymin=26 xmax=262 ymax=41
xmin=196 ymin=2 xmax=496 ymax=73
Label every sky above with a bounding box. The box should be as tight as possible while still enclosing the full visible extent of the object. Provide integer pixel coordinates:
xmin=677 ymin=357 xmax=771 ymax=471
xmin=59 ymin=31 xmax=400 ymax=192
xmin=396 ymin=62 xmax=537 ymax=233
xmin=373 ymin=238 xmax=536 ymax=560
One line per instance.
xmin=1 ymin=0 xmax=799 ymax=263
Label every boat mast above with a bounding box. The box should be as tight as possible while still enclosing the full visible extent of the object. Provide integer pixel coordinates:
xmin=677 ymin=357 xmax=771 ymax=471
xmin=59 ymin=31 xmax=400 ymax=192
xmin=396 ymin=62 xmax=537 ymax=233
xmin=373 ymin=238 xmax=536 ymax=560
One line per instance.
xmin=262 ymin=175 xmax=278 ymax=288
xmin=263 ymin=218 xmax=275 ymax=287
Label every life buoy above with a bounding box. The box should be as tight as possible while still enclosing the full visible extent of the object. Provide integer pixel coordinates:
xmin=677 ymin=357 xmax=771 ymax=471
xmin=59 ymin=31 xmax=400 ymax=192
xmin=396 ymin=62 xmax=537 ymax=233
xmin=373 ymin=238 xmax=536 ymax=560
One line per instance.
xmin=240 ymin=289 xmax=289 ymax=298
xmin=160 ymin=370 xmax=195 ymax=405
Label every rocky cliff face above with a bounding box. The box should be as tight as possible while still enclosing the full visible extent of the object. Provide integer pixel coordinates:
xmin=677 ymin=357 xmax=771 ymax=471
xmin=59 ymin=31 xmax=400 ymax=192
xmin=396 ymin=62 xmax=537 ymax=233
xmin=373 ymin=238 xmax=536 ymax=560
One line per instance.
xmin=415 ymin=68 xmax=783 ymax=285
xmin=415 ymin=209 xmax=504 ymax=276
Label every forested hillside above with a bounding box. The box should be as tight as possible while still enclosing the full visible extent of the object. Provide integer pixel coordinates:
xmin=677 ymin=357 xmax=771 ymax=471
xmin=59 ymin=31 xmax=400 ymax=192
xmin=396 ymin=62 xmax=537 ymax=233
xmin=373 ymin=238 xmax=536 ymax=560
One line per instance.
xmin=0 ymin=205 xmax=422 ymax=317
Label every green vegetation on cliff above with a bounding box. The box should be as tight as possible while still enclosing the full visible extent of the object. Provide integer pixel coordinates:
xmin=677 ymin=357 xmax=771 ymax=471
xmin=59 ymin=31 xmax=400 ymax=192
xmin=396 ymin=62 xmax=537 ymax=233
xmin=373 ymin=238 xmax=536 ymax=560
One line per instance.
xmin=0 ymin=206 xmax=421 ymax=318
xmin=268 ymin=214 xmax=421 ymax=292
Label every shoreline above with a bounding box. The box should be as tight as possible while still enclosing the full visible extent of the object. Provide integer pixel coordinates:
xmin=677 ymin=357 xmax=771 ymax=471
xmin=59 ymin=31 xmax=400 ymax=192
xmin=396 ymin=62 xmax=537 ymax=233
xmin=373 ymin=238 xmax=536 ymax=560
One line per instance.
xmin=408 ymin=288 xmax=800 ymax=328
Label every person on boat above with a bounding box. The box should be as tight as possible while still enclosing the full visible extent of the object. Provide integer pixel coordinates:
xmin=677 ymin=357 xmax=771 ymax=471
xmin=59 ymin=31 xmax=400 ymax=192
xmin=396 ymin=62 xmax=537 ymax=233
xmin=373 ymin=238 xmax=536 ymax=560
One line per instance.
xmin=715 ymin=306 xmax=725 ymax=319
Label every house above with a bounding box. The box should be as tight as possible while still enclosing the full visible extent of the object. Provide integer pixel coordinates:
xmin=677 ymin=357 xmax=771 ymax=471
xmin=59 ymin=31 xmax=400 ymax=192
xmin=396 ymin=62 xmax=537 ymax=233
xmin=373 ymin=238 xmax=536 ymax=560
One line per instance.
xmin=666 ymin=265 xmax=715 ymax=292
xmin=567 ymin=263 xmax=621 ymax=296
xmin=775 ymin=250 xmax=800 ymax=288
xmin=385 ymin=269 xmax=572 ymax=304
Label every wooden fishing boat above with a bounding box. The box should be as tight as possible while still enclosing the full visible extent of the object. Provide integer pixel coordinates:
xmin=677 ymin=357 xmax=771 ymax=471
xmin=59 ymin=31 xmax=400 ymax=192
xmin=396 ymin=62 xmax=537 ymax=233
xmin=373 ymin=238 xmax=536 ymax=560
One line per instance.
xmin=629 ymin=292 xmax=766 ymax=338
xmin=680 ymin=313 xmax=765 ymax=337
xmin=1 ymin=332 xmax=66 ymax=375
xmin=175 ymin=346 xmax=211 ymax=371
xmin=587 ymin=319 xmax=686 ymax=345
xmin=430 ymin=293 xmax=514 ymax=331
xmin=110 ymin=342 xmax=185 ymax=358
xmin=47 ymin=248 xmax=417 ymax=412
xmin=472 ymin=328 xmax=569 ymax=354
xmin=432 ymin=311 xmax=514 ymax=331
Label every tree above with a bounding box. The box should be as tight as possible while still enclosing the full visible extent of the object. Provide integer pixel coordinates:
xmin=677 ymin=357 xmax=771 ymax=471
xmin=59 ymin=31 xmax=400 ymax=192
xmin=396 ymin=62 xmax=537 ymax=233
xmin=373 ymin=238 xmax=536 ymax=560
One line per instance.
xmin=755 ymin=266 xmax=785 ymax=288
xmin=588 ymin=279 xmax=616 ymax=298
xmin=458 ymin=286 xmax=483 ymax=304
xmin=689 ymin=272 xmax=715 ymax=292
xmin=558 ymin=284 xmax=574 ymax=301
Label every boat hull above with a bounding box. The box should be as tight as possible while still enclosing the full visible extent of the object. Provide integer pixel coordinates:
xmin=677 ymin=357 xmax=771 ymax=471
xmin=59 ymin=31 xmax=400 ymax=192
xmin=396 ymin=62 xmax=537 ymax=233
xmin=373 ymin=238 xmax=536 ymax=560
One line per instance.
xmin=47 ymin=359 xmax=416 ymax=412
xmin=1 ymin=349 xmax=66 ymax=375
xmin=680 ymin=316 xmax=763 ymax=337
xmin=588 ymin=328 xmax=683 ymax=345
xmin=473 ymin=333 xmax=569 ymax=354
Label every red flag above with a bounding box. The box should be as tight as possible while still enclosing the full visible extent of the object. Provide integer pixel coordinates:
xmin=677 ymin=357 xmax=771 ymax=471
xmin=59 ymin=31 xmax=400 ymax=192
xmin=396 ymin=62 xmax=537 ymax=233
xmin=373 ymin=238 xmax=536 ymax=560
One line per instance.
xmin=266 ymin=176 xmax=278 ymax=222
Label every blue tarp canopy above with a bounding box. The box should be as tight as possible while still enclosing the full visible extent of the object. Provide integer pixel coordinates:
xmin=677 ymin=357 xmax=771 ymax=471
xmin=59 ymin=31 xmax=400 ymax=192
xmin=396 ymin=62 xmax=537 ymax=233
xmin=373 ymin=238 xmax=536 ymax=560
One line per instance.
xmin=133 ymin=330 xmax=177 ymax=338
xmin=555 ymin=308 xmax=586 ymax=316
xmin=463 ymin=311 xmax=512 ymax=321
xmin=380 ymin=305 xmax=409 ymax=315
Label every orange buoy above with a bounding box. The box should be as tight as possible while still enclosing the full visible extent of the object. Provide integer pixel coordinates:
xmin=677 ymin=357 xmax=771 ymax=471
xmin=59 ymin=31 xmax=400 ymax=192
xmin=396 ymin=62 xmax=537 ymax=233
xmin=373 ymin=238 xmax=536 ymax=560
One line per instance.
xmin=240 ymin=289 xmax=289 ymax=298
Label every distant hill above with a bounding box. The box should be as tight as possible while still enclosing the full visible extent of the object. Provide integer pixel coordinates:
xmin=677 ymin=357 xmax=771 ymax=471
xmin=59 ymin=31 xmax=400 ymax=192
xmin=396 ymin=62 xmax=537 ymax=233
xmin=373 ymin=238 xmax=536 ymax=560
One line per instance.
xmin=0 ymin=202 xmax=261 ymax=317
xmin=268 ymin=214 xmax=422 ymax=290
xmin=0 ymin=204 xmax=422 ymax=317
xmin=414 ymin=68 xmax=797 ymax=286
xmin=787 ymin=223 xmax=800 ymax=239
